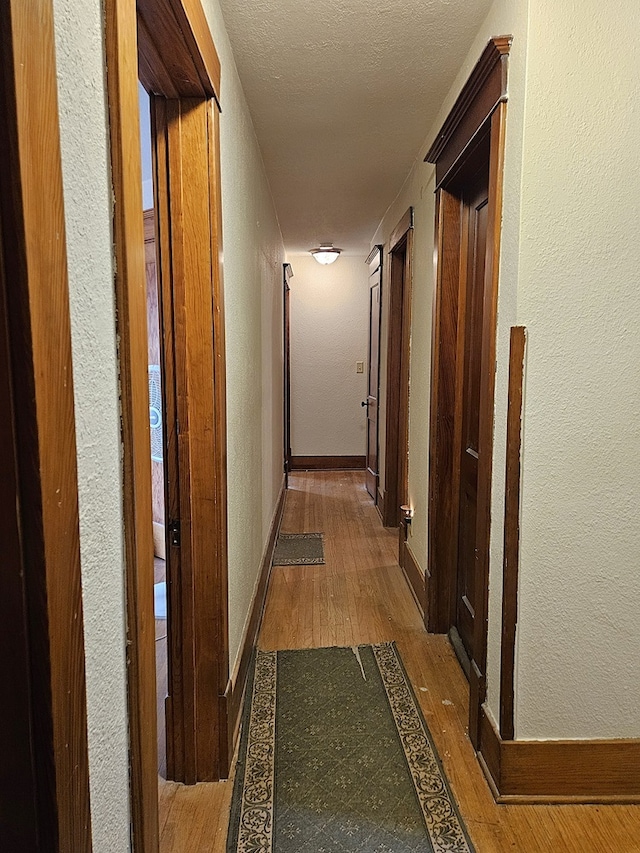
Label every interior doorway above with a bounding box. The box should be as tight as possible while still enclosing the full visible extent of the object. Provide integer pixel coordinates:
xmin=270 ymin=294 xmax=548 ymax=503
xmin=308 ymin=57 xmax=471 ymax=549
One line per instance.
xmin=382 ymin=209 xmax=413 ymax=528
xmin=139 ymin=82 xmax=169 ymax=778
xmin=448 ymin=151 xmax=490 ymax=678
xmin=105 ymin=0 xmax=230 ymax=845
xmin=425 ymin=36 xmax=511 ymax=746
xmin=364 ymin=246 xmax=382 ymax=501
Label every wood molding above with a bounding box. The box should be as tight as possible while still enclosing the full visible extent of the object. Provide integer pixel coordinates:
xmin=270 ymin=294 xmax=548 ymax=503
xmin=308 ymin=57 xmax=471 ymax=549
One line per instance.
xmin=383 ymin=208 xmax=413 ymax=527
xmin=137 ymin=0 xmax=221 ymax=102
xmin=500 ymin=327 xmax=526 ymax=740
xmin=400 ymin=541 xmax=426 ymax=616
xmin=425 ymin=36 xmax=512 ymax=185
xmin=427 ymin=189 xmax=463 ymax=633
xmin=389 ymin=207 xmax=414 ymax=252
xmin=376 ymin=487 xmax=385 ymax=522
xmin=104 ymin=0 xmax=159 ymax=846
xmin=290 ymin=455 xmax=366 ymax=470
xmin=0 ymin=2 xmax=91 ymax=847
xmin=106 ymin=0 xmax=228 ymax=842
xmin=469 ymin=100 xmax=508 ymax=748
xmin=478 ymin=706 xmax=640 ymax=803
xmin=426 ymin=39 xmax=510 ymax=749
xmin=227 ymin=481 xmax=287 ymax=754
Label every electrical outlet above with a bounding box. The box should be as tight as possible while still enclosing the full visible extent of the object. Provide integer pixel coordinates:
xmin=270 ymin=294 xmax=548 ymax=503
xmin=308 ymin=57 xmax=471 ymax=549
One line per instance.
xmin=356 ymin=361 xmax=364 ymax=374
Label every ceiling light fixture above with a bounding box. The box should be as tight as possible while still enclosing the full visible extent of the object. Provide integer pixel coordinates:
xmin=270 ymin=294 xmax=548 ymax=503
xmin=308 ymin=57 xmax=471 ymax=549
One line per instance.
xmin=310 ymin=243 xmax=342 ymax=265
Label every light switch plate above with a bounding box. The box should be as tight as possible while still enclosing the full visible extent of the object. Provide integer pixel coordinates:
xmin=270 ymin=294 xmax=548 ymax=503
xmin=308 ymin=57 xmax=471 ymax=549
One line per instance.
xmin=356 ymin=361 xmax=364 ymax=374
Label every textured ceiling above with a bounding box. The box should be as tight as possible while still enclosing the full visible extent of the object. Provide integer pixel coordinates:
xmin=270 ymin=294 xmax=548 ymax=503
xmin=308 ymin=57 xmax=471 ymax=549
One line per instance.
xmin=217 ymin=0 xmax=494 ymax=254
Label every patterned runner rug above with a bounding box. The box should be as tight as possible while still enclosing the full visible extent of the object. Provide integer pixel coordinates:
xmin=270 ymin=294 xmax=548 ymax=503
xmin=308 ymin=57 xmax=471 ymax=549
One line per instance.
xmin=272 ymin=532 xmax=325 ymax=566
xmin=227 ymin=643 xmax=474 ymax=853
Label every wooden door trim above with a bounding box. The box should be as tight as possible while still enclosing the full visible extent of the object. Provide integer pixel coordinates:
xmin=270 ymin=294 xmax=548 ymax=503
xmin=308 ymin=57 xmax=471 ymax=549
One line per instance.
xmin=0 ymin=1 xmax=91 ymax=847
xmin=382 ymin=210 xmax=413 ymax=528
xmin=425 ymin=36 xmax=511 ymax=186
xmin=426 ymin=37 xmax=510 ymax=747
xmin=365 ymin=245 xmax=383 ymax=500
xmin=104 ymin=0 xmax=227 ymax=847
xmin=500 ymin=326 xmax=526 ymax=741
xmin=283 ymin=263 xmax=293 ymax=487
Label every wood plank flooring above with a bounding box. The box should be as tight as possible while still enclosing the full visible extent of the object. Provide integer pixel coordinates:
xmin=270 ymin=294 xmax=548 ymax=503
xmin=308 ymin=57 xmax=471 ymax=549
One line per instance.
xmin=158 ymin=470 xmax=640 ymax=852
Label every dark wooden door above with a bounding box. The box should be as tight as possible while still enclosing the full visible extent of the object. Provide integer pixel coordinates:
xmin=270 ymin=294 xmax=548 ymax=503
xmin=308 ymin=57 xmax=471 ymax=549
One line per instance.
xmin=455 ymin=165 xmax=489 ymax=666
xmin=365 ymin=248 xmax=382 ymax=499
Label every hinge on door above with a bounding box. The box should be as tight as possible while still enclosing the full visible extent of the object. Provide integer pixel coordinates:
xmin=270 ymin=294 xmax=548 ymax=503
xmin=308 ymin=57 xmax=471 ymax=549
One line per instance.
xmin=168 ymin=518 xmax=181 ymax=547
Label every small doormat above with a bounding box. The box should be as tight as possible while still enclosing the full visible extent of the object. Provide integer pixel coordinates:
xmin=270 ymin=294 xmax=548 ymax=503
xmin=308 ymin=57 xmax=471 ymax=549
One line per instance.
xmin=227 ymin=643 xmax=474 ymax=853
xmin=272 ymin=532 xmax=325 ymax=566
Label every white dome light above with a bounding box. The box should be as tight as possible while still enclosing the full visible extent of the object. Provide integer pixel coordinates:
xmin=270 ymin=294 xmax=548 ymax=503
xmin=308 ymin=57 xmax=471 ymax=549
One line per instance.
xmin=310 ymin=243 xmax=342 ymax=265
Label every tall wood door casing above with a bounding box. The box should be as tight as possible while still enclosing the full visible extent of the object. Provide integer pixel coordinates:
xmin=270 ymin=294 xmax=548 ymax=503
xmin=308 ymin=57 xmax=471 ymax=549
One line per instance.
xmin=425 ymin=37 xmax=511 ymax=746
xmin=0 ymin=1 xmax=92 ymax=849
xmin=365 ymin=248 xmax=382 ymax=499
xmin=382 ymin=210 xmax=413 ymax=528
xmin=454 ymin=164 xmax=489 ymax=667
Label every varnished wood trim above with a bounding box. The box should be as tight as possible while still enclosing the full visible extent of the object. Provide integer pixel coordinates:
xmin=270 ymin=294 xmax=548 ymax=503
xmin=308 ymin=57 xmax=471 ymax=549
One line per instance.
xmin=389 ymin=207 xmax=414 ymax=253
xmin=427 ymin=189 xmax=463 ymax=633
xmin=137 ymin=0 xmax=221 ymax=103
xmin=478 ymin=706 xmax=640 ymax=803
xmin=376 ymin=487 xmax=385 ymax=522
xmin=104 ymin=0 xmax=159 ymax=846
xmin=228 ymin=481 xmax=287 ymax=753
xmin=425 ymin=36 xmax=511 ymax=166
xmin=500 ymin=327 xmax=526 ymax=740
xmin=383 ymin=209 xmax=413 ymax=528
xmin=400 ymin=542 xmax=425 ymax=616
xmin=469 ymin=101 xmax=508 ymax=748
xmin=290 ymin=456 xmax=366 ymax=470
xmin=0 ymin=2 xmax=91 ymax=847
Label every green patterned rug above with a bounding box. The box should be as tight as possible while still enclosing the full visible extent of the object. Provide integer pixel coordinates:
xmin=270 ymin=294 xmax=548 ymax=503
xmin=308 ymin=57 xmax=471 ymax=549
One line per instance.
xmin=227 ymin=643 xmax=475 ymax=853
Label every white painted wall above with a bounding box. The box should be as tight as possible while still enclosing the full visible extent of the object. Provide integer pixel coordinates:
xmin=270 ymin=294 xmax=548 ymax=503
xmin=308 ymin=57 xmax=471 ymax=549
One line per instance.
xmin=288 ymin=254 xmax=369 ymax=458
xmin=513 ymin=0 xmax=640 ymax=739
xmin=52 ymin=1 xmax=131 ymax=849
xmin=376 ymin=0 xmax=640 ymax=740
xmin=204 ymin=0 xmax=286 ymax=674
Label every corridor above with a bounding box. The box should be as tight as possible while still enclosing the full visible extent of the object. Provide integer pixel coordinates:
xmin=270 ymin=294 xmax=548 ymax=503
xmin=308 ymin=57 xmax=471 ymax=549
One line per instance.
xmin=158 ymin=472 xmax=640 ymax=852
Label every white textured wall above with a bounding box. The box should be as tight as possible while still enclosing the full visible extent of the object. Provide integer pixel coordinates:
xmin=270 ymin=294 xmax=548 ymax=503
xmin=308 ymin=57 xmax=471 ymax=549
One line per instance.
xmin=288 ymin=254 xmax=369 ymax=457
xmin=376 ymin=0 xmax=640 ymax=741
xmin=514 ymin=0 xmax=640 ymax=739
xmin=203 ymin=0 xmax=286 ymax=674
xmin=372 ymin=0 xmax=528 ymax=627
xmin=52 ymin=0 xmax=131 ymax=849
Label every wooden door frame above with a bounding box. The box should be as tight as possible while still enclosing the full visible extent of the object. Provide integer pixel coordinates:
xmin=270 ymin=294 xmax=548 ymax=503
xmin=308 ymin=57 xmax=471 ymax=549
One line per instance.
xmin=382 ymin=209 xmax=414 ymax=528
xmin=425 ymin=36 xmax=511 ymax=747
xmin=283 ymin=263 xmax=294 ymax=487
xmin=365 ymin=245 xmax=383 ymax=502
xmin=0 ymin=1 xmax=92 ymax=848
xmin=104 ymin=0 xmax=227 ymax=847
